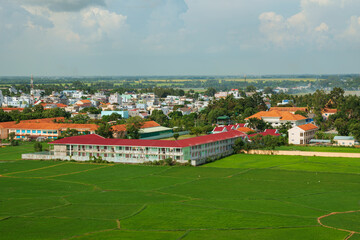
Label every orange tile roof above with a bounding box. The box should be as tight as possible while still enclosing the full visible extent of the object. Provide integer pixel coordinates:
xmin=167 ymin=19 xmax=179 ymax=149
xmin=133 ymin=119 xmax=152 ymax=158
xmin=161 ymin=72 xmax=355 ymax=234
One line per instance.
xmin=0 ymin=107 xmax=24 ymax=112
xmin=236 ymin=127 xmax=254 ymax=133
xmin=81 ymin=100 xmax=91 ymax=103
xmin=111 ymin=121 xmax=160 ymax=132
xmin=245 ymin=110 xmax=306 ymax=121
xmin=297 ymin=123 xmax=318 ymax=131
xmin=270 ymin=107 xmax=308 ymax=112
xmin=322 ymin=108 xmax=337 ymax=114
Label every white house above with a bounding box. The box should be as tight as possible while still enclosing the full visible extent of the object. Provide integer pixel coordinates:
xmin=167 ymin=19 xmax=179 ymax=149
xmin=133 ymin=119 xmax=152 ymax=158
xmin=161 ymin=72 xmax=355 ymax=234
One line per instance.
xmin=333 ymin=136 xmax=357 ymax=146
xmin=246 ymin=110 xmax=307 ymax=128
xmin=288 ymin=123 xmax=318 ymax=145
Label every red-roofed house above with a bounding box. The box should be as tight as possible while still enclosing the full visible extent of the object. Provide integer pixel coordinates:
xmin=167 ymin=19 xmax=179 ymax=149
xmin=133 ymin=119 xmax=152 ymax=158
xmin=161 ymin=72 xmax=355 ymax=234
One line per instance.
xmin=23 ymin=130 xmax=246 ymax=166
xmin=288 ymin=123 xmax=318 ymax=145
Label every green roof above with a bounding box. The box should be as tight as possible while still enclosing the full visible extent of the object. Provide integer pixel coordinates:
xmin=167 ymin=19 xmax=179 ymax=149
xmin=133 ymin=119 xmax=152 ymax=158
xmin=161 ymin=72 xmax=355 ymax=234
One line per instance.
xmin=217 ymin=116 xmax=230 ymax=120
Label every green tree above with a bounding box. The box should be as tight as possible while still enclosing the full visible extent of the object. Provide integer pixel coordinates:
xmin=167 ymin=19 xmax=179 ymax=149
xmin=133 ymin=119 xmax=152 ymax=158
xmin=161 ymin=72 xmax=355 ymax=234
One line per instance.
xmin=34 ymin=142 xmax=43 ymax=152
xmin=334 ymin=118 xmax=349 ymax=136
xmin=173 ymin=133 xmax=180 ymax=140
xmin=126 ymin=116 xmax=145 ymax=139
xmin=95 ymin=124 xmax=113 ymax=138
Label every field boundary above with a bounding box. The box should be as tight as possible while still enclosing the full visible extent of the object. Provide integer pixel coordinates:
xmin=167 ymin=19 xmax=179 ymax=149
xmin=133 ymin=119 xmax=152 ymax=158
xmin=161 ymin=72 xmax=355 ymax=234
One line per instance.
xmin=247 ymin=150 xmax=360 ymax=158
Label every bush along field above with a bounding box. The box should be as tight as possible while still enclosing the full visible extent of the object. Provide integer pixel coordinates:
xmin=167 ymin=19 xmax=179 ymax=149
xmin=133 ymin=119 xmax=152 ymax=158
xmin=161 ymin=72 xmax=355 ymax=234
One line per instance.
xmin=1 ymin=147 xmax=360 ymax=239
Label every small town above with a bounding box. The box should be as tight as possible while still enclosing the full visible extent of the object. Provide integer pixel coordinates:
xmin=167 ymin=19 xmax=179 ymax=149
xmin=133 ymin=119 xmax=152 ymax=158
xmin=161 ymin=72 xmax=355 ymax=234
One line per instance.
xmin=1 ymin=0 xmax=360 ymax=239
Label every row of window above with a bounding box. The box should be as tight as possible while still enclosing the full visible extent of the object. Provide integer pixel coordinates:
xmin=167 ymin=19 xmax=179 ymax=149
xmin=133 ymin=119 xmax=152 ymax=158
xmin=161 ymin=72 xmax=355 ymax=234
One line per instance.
xmin=15 ymin=130 xmax=58 ymax=134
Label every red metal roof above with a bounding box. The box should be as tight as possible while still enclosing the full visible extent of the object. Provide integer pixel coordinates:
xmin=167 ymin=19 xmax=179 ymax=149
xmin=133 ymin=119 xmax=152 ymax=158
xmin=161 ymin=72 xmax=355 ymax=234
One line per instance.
xmin=212 ymin=126 xmax=226 ymax=132
xmin=248 ymin=132 xmax=281 ymax=138
xmin=50 ymin=130 xmax=245 ymax=148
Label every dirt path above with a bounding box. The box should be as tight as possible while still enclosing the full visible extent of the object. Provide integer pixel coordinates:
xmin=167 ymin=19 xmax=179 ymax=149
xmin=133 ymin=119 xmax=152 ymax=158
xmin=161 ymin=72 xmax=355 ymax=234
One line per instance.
xmin=317 ymin=210 xmax=360 ymax=239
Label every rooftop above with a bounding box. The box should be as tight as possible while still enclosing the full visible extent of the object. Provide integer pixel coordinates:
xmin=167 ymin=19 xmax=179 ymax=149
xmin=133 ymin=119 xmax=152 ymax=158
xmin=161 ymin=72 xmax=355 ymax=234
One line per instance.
xmin=245 ymin=110 xmax=306 ymax=121
xmin=334 ymin=136 xmax=355 ymax=141
xmin=297 ymin=123 xmax=318 ymax=131
xmin=50 ymin=130 xmax=245 ymax=148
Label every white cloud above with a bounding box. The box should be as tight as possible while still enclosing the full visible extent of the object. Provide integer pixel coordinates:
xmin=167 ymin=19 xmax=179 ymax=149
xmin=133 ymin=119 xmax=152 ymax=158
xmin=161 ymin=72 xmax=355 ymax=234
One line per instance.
xmin=259 ymin=0 xmax=360 ymax=49
xmin=21 ymin=5 xmax=127 ymax=44
xmin=315 ymin=22 xmax=329 ymax=32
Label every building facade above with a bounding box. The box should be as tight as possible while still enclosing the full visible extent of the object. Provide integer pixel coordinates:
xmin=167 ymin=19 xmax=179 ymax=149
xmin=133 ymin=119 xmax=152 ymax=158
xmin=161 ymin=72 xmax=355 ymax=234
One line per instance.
xmin=288 ymin=123 xmax=318 ymax=145
xmin=24 ymin=130 xmax=245 ymax=166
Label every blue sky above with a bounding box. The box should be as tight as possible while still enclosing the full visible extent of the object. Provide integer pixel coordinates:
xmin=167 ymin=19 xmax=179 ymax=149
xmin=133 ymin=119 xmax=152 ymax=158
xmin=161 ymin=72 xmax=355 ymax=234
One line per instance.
xmin=0 ymin=0 xmax=360 ymax=76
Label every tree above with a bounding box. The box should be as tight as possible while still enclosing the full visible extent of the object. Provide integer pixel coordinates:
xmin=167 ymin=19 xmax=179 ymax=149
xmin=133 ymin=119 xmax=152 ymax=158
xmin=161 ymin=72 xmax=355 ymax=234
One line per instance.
xmin=350 ymin=123 xmax=360 ymax=141
xmin=247 ymin=118 xmax=267 ymax=131
xmin=190 ymin=126 xmax=202 ymax=136
xmin=295 ymin=110 xmax=308 ymax=117
xmin=246 ymin=85 xmax=257 ymax=92
xmin=150 ymin=110 xmax=168 ymax=126
xmin=173 ymin=133 xmax=180 ymax=140
xmin=34 ymin=142 xmax=43 ymax=152
xmin=205 ymin=87 xmax=217 ymax=97
xmin=334 ymin=118 xmax=349 ymax=136
xmin=59 ymin=128 xmax=81 ymax=139
xmin=95 ymin=124 xmax=113 ymax=138
xmin=126 ymin=116 xmax=145 ymax=139
xmin=72 ymin=114 xmax=90 ymax=124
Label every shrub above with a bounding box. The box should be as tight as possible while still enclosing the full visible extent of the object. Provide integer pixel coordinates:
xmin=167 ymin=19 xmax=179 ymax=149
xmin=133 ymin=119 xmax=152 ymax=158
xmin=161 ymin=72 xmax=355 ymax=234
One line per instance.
xmin=34 ymin=142 xmax=43 ymax=152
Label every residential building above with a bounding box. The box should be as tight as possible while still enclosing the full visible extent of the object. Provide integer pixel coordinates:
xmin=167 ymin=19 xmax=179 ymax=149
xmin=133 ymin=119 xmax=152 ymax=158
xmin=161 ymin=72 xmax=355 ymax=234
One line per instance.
xmin=109 ymin=92 xmax=122 ymax=105
xmin=27 ymin=130 xmax=245 ymax=166
xmin=248 ymin=129 xmax=280 ymax=139
xmin=246 ymin=110 xmax=307 ymax=127
xmin=288 ymin=123 xmax=318 ymax=145
xmin=322 ymin=108 xmax=337 ymax=120
xmin=333 ymin=136 xmax=357 ymax=146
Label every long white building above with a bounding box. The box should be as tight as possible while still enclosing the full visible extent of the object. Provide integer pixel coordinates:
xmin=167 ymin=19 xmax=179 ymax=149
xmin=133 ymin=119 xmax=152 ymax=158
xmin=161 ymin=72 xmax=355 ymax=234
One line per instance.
xmin=23 ymin=130 xmax=246 ymax=166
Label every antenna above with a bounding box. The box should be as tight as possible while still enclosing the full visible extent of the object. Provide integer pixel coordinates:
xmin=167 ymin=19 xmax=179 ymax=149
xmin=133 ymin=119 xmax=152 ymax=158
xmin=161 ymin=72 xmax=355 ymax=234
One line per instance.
xmin=31 ymin=74 xmax=34 ymax=90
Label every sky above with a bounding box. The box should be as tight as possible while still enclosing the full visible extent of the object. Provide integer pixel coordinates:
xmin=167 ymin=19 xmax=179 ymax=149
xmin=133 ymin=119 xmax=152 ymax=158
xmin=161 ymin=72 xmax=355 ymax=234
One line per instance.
xmin=0 ymin=0 xmax=360 ymax=76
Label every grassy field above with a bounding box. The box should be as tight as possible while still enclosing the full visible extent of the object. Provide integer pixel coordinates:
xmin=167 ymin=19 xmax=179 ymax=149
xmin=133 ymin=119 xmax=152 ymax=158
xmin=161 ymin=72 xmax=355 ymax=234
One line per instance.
xmin=1 ymin=147 xmax=360 ymax=239
xmin=275 ymin=145 xmax=360 ymax=153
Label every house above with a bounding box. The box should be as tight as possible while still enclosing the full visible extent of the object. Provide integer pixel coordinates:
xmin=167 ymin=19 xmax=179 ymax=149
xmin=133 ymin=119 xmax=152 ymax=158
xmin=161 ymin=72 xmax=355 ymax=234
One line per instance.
xmin=26 ymin=130 xmax=245 ymax=166
xmin=245 ymin=110 xmax=307 ymax=127
xmin=76 ymin=100 xmax=92 ymax=108
xmin=333 ymin=136 xmax=357 ymax=146
xmin=288 ymin=123 xmax=318 ymax=145
xmin=322 ymin=108 xmax=337 ymax=120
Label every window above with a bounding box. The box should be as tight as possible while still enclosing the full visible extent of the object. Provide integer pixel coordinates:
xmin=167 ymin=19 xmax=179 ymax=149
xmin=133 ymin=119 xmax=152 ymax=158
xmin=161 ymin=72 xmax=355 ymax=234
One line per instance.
xmin=37 ymin=130 xmax=41 ymax=134
xmin=300 ymin=133 xmax=303 ymax=137
xmin=32 ymin=130 xmax=36 ymax=133
xmin=22 ymin=130 xmax=25 ymax=133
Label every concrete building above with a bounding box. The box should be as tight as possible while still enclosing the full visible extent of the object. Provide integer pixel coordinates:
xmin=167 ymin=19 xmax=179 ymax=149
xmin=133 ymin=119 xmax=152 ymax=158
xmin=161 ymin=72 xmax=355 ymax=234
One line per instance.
xmin=333 ymin=136 xmax=357 ymax=146
xmin=288 ymin=123 xmax=318 ymax=145
xmin=109 ymin=92 xmax=122 ymax=105
xmin=24 ymin=130 xmax=245 ymax=166
xmin=0 ymin=118 xmax=98 ymax=140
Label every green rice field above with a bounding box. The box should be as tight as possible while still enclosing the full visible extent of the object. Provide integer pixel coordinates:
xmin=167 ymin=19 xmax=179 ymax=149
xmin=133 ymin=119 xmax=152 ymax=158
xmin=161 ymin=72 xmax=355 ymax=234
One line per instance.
xmin=275 ymin=145 xmax=360 ymax=153
xmin=1 ymin=145 xmax=360 ymax=239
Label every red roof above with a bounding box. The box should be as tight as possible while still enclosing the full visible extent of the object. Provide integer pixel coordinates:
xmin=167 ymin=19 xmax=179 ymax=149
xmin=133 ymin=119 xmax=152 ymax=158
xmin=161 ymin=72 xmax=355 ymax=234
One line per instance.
xmin=264 ymin=129 xmax=279 ymax=134
xmin=248 ymin=132 xmax=280 ymax=138
xmin=213 ymin=126 xmax=226 ymax=132
xmin=50 ymin=130 xmax=245 ymax=148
